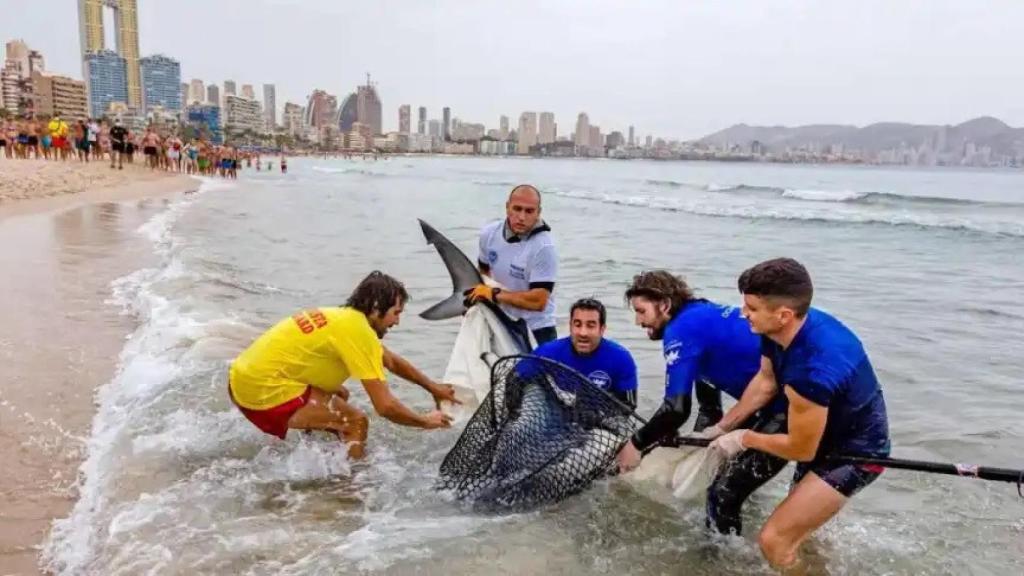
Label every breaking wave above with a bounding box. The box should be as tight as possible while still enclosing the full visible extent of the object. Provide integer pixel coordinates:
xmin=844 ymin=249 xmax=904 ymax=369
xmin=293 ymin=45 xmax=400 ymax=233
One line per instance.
xmin=551 ymin=188 xmax=1024 ymax=237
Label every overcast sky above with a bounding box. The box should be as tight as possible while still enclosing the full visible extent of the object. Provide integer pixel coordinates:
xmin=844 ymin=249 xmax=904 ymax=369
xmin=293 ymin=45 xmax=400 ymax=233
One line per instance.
xmin=3 ymin=0 xmax=1023 ymax=138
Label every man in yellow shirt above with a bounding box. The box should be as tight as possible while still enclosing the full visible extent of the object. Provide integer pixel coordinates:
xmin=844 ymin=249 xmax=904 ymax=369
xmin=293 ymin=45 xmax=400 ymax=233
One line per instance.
xmin=229 ymin=271 xmax=458 ymax=458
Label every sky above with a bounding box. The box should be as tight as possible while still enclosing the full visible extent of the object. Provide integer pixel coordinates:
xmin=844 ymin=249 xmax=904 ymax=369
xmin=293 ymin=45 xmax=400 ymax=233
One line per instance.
xmin=3 ymin=0 xmax=1023 ymax=139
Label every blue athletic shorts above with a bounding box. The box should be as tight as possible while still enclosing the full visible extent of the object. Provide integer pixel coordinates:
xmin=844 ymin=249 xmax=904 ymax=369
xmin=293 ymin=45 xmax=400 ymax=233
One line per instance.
xmin=793 ymin=459 xmax=884 ymax=497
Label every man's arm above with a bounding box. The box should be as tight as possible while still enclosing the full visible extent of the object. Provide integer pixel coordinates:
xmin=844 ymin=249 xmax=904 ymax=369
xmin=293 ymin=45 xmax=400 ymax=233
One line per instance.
xmin=743 ymin=386 xmax=827 ymax=461
xmin=360 ymin=378 xmax=448 ymax=428
xmin=382 ymin=346 xmax=461 ymax=406
xmin=495 ymin=287 xmax=551 ymax=312
xmin=382 ymin=346 xmax=435 ymax=391
xmin=716 ymin=356 xmax=779 ymax=432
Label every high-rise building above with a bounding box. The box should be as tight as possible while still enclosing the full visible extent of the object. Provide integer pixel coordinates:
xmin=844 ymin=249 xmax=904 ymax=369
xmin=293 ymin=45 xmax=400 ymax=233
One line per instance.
xmin=179 ymin=83 xmax=188 ymax=111
xmin=224 ymin=94 xmax=264 ymax=134
xmin=442 ymin=107 xmax=451 ymax=140
xmin=305 ymin=89 xmax=338 ymax=130
xmin=206 ymin=84 xmax=219 ymax=106
xmin=538 ymin=112 xmax=555 ymax=145
xmin=31 ymin=71 xmax=88 ymax=120
xmin=589 ymin=125 xmax=602 ymax=149
xmin=186 ymin=103 xmax=223 ymax=143
xmin=224 ymin=80 xmax=236 ymax=96
xmin=398 ymin=104 xmax=411 ymax=133
xmin=3 ymin=40 xmax=43 ymax=116
xmin=241 ymin=84 xmax=255 ymax=100
xmin=606 ymin=131 xmax=625 ymax=149
xmin=356 ymin=76 xmax=382 ymax=135
xmin=263 ymin=84 xmax=276 ymax=128
xmin=428 ymin=119 xmax=441 ymax=139
xmin=499 ymin=115 xmax=509 ymax=139
xmin=645 ymin=134 xmax=653 ymax=148
xmin=84 ymin=50 xmax=128 ymax=117
xmin=337 ymin=92 xmax=357 ymax=132
xmin=188 ymin=78 xmax=204 ymax=105
xmin=417 ymin=106 xmax=426 ymax=134
xmin=79 ymin=0 xmax=141 ymax=109
xmin=1 ymin=63 xmax=20 ymax=115
xmin=574 ymin=113 xmax=590 ymax=148
xmin=628 ymin=125 xmax=635 ymax=146
xmin=517 ymin=112 xmax=537 ymax=154
xmin=282 ymin=102 xmax=304 ymax=136
xmin=139 ymin=54 xmax=180 ymax=114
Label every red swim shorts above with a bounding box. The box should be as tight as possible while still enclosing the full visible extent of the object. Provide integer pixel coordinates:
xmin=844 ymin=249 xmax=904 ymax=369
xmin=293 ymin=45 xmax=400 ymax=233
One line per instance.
xmin=229 ymin=384 xmax=312 ymax=439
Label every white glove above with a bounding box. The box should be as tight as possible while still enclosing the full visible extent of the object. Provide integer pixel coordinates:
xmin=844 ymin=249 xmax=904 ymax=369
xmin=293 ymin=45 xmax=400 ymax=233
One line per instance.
xmin=709 ymin=429 xmax=749 ymax=459
xmin=696 ymin=424 xmax=726 ymax=440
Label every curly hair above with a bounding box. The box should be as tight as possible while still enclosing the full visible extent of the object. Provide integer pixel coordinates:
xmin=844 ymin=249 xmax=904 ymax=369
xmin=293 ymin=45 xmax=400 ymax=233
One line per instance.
xmin=624 ymin=270 xmax=695 ymax=316
xmin=737 ymin=258 xmax=813 ymax=317
xmin=345 ymin=271 xmax=409 ymax=317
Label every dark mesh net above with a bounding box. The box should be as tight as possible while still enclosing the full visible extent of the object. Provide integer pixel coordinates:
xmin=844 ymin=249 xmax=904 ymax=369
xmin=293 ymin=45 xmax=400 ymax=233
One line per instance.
xmin=438 ymin=354 xmax=643 ymax=511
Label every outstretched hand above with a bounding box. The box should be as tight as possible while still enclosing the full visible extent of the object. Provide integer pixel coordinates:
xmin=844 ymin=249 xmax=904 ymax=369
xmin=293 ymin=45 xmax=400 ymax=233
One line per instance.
xmin=430 ymin=383 xmax=463 ymax=409
xmin=422 ymin=410 xmax=453 ymax=429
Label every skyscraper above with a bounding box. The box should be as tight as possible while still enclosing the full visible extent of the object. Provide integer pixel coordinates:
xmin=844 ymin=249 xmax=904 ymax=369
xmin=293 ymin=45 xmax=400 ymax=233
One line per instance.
xmin=79 ymin=0 xmax=141 ymax=109
xmin=241 ymin=84 xmax=255 ymax=100
xmin=538 ymin=112 xmax=555 ymax=145
xmin=628 ymin=125 xmax=635 ymax=146
xmin=263 ymin=84 xmax=277 ymax=128
xmin=84 ymin=49 xmax=127 ymax=117
xmin=179 ymin=82 xmax=188 ymax=111
xmin=139 ymin=54 xmax=180 ymax=114
xmin=442 ymin=107 xmax=451 ymax=141
xmin=206 ymin=84 xmax=219 ymax=107
xmin=338 ymin=93 xmax=357 ymax=132
xmin=3 ymin=40 xmax=45 ymax=116
xmin=517 ymin=112 xmax=537 ymax=154
xmin=224 ymin=80 xmax=236 ymax=96
xmin=355 ymin=76 xmax=382 ymax=135
xmin=574 ymin=113 xmax=591 ymax=148
xmin=398 ymin=104 xmax=411 ymax=133
xmin=188 ymin=78 xmax=204 ymax=104
xmin=417 ymin=106 xmax=426 ymax=134
xmin=306 ymin=89 xmax=338 ymax=130
xmin=499 ymin=115 xmax=509 ymax=139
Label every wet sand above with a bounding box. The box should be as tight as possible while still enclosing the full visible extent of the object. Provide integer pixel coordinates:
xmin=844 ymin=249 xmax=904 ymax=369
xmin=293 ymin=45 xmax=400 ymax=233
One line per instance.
xmin=0 ymin=170 xmax=196 ymax=575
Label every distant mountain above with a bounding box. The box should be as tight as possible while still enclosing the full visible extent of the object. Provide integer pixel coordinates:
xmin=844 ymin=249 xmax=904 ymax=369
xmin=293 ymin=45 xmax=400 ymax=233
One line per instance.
xmin=699 ymin=116 xmax=1024 ymax=160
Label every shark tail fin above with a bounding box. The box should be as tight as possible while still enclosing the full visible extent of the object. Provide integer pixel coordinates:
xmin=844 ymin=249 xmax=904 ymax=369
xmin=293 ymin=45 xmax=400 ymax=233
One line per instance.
xmin=418 ymin=219 xmax=484 ymax=320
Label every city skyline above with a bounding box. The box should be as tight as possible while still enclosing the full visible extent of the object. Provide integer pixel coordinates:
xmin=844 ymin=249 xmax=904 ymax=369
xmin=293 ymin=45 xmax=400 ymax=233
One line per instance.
xmin=3 ymin=0 xmax=1023 ymax=139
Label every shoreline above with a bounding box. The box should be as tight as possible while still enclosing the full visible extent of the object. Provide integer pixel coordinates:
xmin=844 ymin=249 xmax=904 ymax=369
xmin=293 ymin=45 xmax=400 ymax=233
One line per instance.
xmin=0 ymin=167 xmax=196 ymax=575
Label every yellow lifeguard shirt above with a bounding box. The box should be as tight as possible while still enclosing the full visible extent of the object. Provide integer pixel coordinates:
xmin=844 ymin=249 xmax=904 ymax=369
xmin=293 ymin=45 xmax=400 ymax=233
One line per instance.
xmin=229 ymin=307 xmax=386 ymax=410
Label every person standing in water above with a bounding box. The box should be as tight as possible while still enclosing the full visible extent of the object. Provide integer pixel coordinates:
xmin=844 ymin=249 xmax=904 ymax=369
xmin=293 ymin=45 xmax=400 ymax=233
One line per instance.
xmin=228 ymin=271 xmax=461 ymax=458
xmin=709 ymin=258 xmax=890 ymax=570
xmin=466 ymin=184 xmax=559 ymax=345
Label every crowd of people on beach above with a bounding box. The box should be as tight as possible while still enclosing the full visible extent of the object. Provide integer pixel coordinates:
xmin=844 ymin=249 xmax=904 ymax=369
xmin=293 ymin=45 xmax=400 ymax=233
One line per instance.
xmin=1 ymin=115 xmax=288 ymax=179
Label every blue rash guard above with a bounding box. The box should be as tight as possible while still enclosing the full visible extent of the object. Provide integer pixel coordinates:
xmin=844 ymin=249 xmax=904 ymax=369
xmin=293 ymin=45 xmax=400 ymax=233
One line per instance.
xmin=632 ymin=300 xmax=766 ymax=451
xmin=762 ymin=308 xmax=890 ymax=461
xmin=534 ymin=336 xmax=639 ymax=408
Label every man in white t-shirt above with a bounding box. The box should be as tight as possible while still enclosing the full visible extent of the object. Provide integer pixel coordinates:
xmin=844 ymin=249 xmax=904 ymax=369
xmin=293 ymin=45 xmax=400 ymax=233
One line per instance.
xmin=467 ymin=184 xmax=559 ymax=344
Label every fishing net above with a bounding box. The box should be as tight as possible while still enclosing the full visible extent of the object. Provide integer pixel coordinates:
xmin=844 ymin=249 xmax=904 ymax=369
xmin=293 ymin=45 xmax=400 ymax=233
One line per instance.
xmin=438 ymin=354 xmax=643 ymax=511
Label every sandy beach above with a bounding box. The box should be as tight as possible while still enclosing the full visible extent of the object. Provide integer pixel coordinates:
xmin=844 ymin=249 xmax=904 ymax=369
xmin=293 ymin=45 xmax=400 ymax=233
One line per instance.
xmin=0 ymin=160 xmax=195 ymax=575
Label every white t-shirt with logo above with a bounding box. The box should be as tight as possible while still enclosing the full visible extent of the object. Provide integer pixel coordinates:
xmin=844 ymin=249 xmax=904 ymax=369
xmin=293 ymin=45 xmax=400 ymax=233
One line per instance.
xmin=477 ymin=219 xmax=558 ymax=331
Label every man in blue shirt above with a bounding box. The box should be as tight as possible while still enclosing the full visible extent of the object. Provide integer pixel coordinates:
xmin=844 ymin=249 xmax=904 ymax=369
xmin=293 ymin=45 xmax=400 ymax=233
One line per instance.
xmin=534 ymin=298 xmax=638 ymax=408
xmin=709 ymin=258 xmax=890 ymax=570
xmin=613 ymin=271 xmax=789 ymax=536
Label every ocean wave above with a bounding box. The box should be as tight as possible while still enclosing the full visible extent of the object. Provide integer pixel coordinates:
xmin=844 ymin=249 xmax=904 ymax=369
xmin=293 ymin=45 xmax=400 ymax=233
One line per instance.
xmin=472 ymin=179 xmax=519 ymax=187
xmin=782 ymin=188 xmax=868 ymax=202
xmin=40 ymin=178 xmax=259 ymax=575
xmin=551 ymin=188 xmax=1024 ymax=237
xmin=311 ymin=166 xmax=389 ymax=177
xmin=706 ymin=182 xmax=1000 ymax=207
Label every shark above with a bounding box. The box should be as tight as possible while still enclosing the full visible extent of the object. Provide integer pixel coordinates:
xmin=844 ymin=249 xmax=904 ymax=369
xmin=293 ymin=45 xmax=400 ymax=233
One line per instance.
xmin=417 ymin=219 xmax=720 ymax=506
